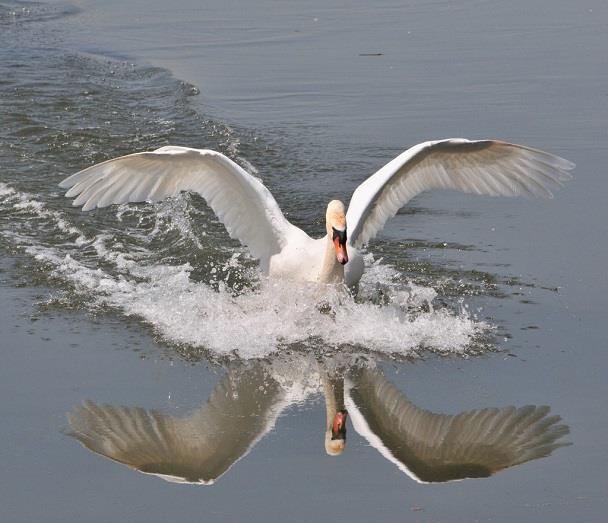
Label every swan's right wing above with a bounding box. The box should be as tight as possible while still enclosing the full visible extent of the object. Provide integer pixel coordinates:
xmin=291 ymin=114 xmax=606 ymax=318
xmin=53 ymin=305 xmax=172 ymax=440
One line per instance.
xmin=60 ymin=146 xmax=298 ymax=261
xmin=68 ymin=364 xmax=287 ymax=484
xmin=346 ymin=139 xmax=574 ymax=249
xmin=346 ymin=368 xmax=570 ymax=483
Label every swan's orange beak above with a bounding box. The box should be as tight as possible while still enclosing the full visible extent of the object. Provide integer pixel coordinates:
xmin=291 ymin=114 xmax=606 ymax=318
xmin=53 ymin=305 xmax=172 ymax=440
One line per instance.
xmin=332 ymin=227 xmax=348 ymax=265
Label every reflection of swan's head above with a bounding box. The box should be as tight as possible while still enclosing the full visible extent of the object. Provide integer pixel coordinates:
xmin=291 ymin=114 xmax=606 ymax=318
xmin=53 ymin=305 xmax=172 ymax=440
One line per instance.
xmin=322 ymin=369 xmax=348 ymax=456
xmin=325 ymin=409 xmax=348 ymax=456
xmin=326 ymin=200 xmax=348 ymax=265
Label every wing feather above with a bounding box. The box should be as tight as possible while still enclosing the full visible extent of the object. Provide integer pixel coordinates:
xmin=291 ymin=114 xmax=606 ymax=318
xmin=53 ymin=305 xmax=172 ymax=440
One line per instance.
xmin=60 ymin=147 xmax=297 ymax=261
xmin=346 ymin=139 xmax=574 ymax=248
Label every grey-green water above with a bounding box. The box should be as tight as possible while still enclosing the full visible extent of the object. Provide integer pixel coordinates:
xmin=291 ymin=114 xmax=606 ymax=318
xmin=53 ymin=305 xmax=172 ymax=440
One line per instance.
xmin=1 ymin=0 xmax=607 ymax=521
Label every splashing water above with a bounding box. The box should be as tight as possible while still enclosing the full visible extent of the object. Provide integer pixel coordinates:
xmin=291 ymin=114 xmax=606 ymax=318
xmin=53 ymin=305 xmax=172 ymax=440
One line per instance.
xmin=0 ymin=28 xmax=491 ymax=361
xmin=0 ymin=182 xmax=488 ymax=360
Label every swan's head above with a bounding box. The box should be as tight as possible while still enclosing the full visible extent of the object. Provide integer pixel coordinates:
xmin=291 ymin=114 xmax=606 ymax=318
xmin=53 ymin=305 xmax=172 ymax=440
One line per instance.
xmin=326 ymin=200 xmax=348 ymax=265
xmin=325 ymin=409 xmax=348 ymax=456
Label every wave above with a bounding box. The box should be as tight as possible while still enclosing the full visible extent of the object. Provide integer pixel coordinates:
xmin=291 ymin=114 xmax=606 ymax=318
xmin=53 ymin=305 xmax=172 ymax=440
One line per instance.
xmin=0 ymin=0 xmax=78 ymax=25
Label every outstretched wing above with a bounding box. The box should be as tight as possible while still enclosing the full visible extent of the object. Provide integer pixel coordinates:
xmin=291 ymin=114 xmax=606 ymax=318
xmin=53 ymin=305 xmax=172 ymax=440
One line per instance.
xmin=67 ymin=364 xmax=287 ymax=484
xmin=60 ymin=146 xmax=298 ymax=261
xmin=346 ymin=368 xmax=570 ymax=483
xmin=346 ymin=139 xmax=574 ymax=248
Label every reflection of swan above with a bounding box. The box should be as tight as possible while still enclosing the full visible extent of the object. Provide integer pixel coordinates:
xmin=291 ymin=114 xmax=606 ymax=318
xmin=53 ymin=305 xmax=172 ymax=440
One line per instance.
xmin=60 ymin=140 xmax=573 ymax=286
xmin=67 ymin=358 xmax=570 ymax=485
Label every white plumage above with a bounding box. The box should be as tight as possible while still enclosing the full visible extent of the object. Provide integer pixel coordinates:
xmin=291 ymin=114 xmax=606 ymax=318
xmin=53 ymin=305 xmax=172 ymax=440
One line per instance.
xmin=60 ymin=139 xmax=573 ymax=286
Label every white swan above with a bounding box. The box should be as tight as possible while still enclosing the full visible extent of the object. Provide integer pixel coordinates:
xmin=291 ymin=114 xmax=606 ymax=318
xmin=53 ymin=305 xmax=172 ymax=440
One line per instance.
xmin=59 ymin=139 xmax=573 ymax=286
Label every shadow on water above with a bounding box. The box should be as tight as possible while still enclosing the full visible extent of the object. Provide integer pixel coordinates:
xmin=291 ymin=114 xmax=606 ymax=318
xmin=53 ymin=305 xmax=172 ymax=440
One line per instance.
xmin=66 ymin=352 xmax=570 ymax=486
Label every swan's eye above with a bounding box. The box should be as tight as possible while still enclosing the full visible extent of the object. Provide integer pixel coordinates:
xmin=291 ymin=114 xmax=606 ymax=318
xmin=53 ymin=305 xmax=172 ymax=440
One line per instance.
xmin=332 ymin=227 xmax=347 ymax=245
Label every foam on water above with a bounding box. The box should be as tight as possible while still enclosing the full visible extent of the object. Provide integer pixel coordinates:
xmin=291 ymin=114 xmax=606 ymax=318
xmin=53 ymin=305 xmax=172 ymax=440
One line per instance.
xmin=0 ymin=182 xmax=488 ymax=359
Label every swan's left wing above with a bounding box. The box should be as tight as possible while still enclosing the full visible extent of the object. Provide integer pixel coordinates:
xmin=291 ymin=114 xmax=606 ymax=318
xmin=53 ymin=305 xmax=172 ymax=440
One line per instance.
xmin=60 ymin=146 xmax=298 ymax=261
xmin=346 ymin=139 xmax=574 ymax=248
xmin=346 ymin=368 xmax=570 ymax=483
xmin=67 ymin=364 xmax=287 ymax=484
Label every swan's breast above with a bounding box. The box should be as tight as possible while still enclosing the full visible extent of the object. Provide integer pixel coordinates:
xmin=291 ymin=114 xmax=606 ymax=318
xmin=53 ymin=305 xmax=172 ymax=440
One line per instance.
xmin=269 ymin=235 xmax=324 ymax=282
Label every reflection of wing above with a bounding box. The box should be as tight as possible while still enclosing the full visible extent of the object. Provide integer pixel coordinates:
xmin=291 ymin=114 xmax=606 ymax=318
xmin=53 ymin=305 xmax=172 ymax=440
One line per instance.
xmin=346 ymin=368 xmax=570 ymax=483
xmin=68 ymin=365 xmax=287 ymax=485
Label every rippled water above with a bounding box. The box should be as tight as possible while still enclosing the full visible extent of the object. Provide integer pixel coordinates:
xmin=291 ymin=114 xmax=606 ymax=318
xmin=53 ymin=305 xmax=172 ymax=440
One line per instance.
xmin=1 ymin=0 xmax=607 ymax=521
xmin=0 ymin=1 xmax=503 ymax=361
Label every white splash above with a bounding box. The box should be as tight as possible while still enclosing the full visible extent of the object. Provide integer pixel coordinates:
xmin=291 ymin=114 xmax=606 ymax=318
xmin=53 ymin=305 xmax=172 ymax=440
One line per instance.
xmin=0 ymin=183 xmax=488 ymax=360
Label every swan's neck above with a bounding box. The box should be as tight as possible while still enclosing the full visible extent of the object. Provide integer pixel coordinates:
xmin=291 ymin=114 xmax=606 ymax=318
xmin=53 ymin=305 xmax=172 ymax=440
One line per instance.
xmin=318 ymin=233 xmax=344 ymax=283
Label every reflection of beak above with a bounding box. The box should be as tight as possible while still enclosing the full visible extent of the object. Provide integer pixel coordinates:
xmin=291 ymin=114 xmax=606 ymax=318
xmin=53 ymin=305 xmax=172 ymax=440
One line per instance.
xmin=331 ymin=409 xmax=348 ymax=440
xmin=332 ymin=228 xmax=348 ymax=265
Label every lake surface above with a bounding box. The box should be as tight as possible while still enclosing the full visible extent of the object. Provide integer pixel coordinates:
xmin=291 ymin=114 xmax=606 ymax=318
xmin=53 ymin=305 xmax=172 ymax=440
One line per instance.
xmin=1 ymin=0 xmax=607 ymax=521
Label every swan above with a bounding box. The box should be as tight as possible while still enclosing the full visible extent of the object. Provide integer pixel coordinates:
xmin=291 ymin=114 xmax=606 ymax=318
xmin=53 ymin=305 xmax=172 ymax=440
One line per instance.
xmin=59 ymin=139 xmax=574 ymax=286
xmin=67 ymin=357 xmax=570 ymax=485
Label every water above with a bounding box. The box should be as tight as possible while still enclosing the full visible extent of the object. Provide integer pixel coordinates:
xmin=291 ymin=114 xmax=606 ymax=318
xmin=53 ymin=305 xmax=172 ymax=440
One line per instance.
xmin=1 ymin=0 xmax=607 ymax=521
